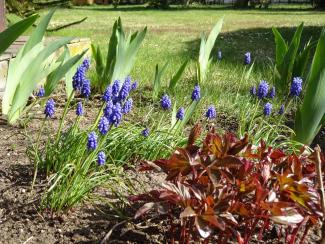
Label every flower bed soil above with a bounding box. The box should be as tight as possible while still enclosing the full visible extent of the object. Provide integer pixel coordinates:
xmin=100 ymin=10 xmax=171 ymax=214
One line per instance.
xmin=0 ymin=95 xmax=324 ymax=243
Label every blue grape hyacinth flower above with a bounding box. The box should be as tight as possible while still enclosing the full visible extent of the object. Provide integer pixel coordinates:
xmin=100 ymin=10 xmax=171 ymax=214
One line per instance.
xmin=122 ymin=98 xmax=133 ymax=114
xmin=44 ymin=98 xmax=55 ymax=118
xmin=290 ymin=77 xmax=303 ymax=97
xmin=112 ymin=80 xmax=120 ymax=97
xmin=141 ymin=128 xmax=149 ymax=137
xmin=76 ymin=102 xmax=83 ymax=116
xmin=104 ymin=100 xmax=113 ymax=118
xmin=191 ymin=85 xmax=201 ymax=101
xmin=98 ymin=116 xmax=110 ymax=135
xmin=37 ymin=87 xmax=45 ymax=97
xmin=264 ymin=102 xmax=272 ymax=116
xmin=119 ymin=77 xmax=131 ymax=101
xmin=206 ymin=105 xmax=217 ymax=119
xmin=87 ymin=131 xmax=98 ymax=151
xmin=176 ymin=107 xmax=185 ymax=120
xmin=82 ymin=58 xmax=90 ymax=71
xmin=244 ymin=52 xmax=251 ymax=65
xmin=278 ymin=104 xmax=285 ymax=115
xmin=72 ymin=66 xmax=86 ymax=91
xmin=131 ymin=81 xmax=138 ymax=91
xmin=257 ymin=80 xmax=269 ymax=99
xmin=109 ymin=103 xmax=123 ymax=127
xmin=103 ymin=86 xmax=112 ymax=102
xmin=250 ymin=86 xmax=256 ymax=96
xmin=97 ymin=151 xmax=106 ymax=166
xmin=268 ymin=87 xmax=276 ymax=99
xmin=161 ymin=95 xmax=172 ymax=110
xmin=81 ymin=79 xmax=91 ymax=98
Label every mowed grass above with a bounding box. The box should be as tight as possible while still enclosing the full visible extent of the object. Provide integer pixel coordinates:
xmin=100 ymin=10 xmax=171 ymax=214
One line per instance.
xmin=25 ymin=5 xmax=325 ymax=130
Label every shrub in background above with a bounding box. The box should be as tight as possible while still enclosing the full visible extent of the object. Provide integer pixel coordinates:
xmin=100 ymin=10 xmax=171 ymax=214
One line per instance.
xmin=131 ymin=124 xmax=323 ymax=243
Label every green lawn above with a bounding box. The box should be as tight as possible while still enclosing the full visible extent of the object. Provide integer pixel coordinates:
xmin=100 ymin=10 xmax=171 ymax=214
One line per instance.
xmin=23 ymin=5 xmax=325 ymax=133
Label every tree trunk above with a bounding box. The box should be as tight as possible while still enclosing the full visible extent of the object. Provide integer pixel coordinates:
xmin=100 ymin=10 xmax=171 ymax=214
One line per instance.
xmin=0 ymin=0 xmax=5 ymax=32
xmin=234 ymin=0 xmax=249 ymax=8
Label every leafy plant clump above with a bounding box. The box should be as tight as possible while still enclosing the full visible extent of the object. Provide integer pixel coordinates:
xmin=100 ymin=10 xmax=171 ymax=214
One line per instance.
xmin=131 ymin=124 xmax=324 ymax=243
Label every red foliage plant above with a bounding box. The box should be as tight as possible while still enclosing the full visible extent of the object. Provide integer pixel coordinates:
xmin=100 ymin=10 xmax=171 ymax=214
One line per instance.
xmin=130 ymin=124 xmax=325 ymax=243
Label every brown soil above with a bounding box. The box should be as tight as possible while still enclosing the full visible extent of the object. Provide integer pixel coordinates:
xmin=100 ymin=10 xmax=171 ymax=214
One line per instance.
xmin=0 ymin=94 xmax=324 ymax=243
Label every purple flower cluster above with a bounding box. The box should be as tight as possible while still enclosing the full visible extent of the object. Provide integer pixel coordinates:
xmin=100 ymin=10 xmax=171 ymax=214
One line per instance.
xmin=122 ymin=98 xmax=133 ymax=114
xmin=98 ymin=116 xmax=110 ymax=135
xmin=101 ymin=77 xmax=136 ymax=128
xmin=37 ymin=87 xmax=45 ymax=97
xmin=176 ymin=107 xmax=185 ymax=120
xmin=97 ymin=151 xmax=106 ymax=166
xmin=290 ymin=77 xmax=303 ymax=97
xmin=72 ymin=58 xmax=90 ymax=92
xmin=268 ymin=87 xmax=276 ymax=99
xmin=161 ymin=95 xmax=172 ymax=110
xmin=264 ymin=102 xmax=272 ymax=116
xmin=191 ymin=85 xmax=201 ymax=101
xmin=206 ymin=105 xmax=216 ymax=119
xmin=141 ymin=127 xmax=149 ymax=137
xmin=76 ymin=102 xmax=83 ymax=116
xmin=244 ymin=52 xmax=251 ymax=65
xmin=257 ymin=80 xmax=269 ymax=99
xmin=87 ymin=131 xmax=98 ymax=151
xmin=44 ymin=98 xmax=55 ymax=118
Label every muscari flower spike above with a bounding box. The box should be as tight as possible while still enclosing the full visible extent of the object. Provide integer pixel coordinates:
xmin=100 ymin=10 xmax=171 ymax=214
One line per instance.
xmin=244 ymin=52 xmax=251 ymax=65
xmin=109 ymin=103 xmax=123 ymax=127
xmin=176 ymin=107 xmax=185 ymax=121
xmin=131 ymin=81 xmax=138 ymax=91
xmin=250 ymin=86 xmax=256 ymax=96
xmin=112 ymin=80 xmax=120 ymax=97
xmin=103 ymin=86 xmax=112 ymax=102
xmin=119 ymin=77 xmax=131 ymax=101
xmin=82 ymin=58 xmax=90 ymax=71
xmin=97 ymin=151 xmax=106 ymax=166
xmin=37 ymin=87 xmax=45 ymax=97
xmin=264 ymin=102 xmax=272 ymax=116
xmin=87 ymin=131 xmax=98 ymax=151
xmin=278 ymin=104 xmax=285 ymax=115
xmin=268 ymin=87 xmax=276 ymax=99
xmin=161 ymin=94 xmax=172 ymax=110
xmin=44 ymin=98 xmax=55 ymax=118
xmin=98 ymin=116 xmax=110 ymax=135
xmin=206 ymin=105 xmax=217 ymax=119
xmin=191 ymin=85 xmax=201 ymax=101
xmin=257 ymin=80 xmax=269 ymax=99
xmin=81 ymin=79 xmax=91 ymax=98
xmin=290 ymin=77 xmax=303 ymax=97
xmin=141 ymin=128 xmax=149 ymax=137
xmin=122 ymin=98 xmax=133 ymax=114
xmin=72 ymin=65 xmax=86 ymax=91
xmin=104 ymin=100 xmax=113 ymax=118
xmin=76 ymin=102 xmax=83 ymax=116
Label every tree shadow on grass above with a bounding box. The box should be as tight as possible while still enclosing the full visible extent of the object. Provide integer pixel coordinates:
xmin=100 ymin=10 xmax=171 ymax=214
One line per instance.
xmin=179 ymin=25 xmax=323 ymax=70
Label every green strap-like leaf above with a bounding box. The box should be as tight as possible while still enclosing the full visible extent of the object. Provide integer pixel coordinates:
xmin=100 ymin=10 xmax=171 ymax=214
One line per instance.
xmin=169 ymin=60 xmax=188 ymax=91
xmin=0 ymin=14 xmax=39 ymax=54
xmin=272 ymin=27 xmax=288 ymax=66
xmin=294 ymin=28 xmax=325 ymax=145
xmin=21 ymin=9 xmax=56 ymax=57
